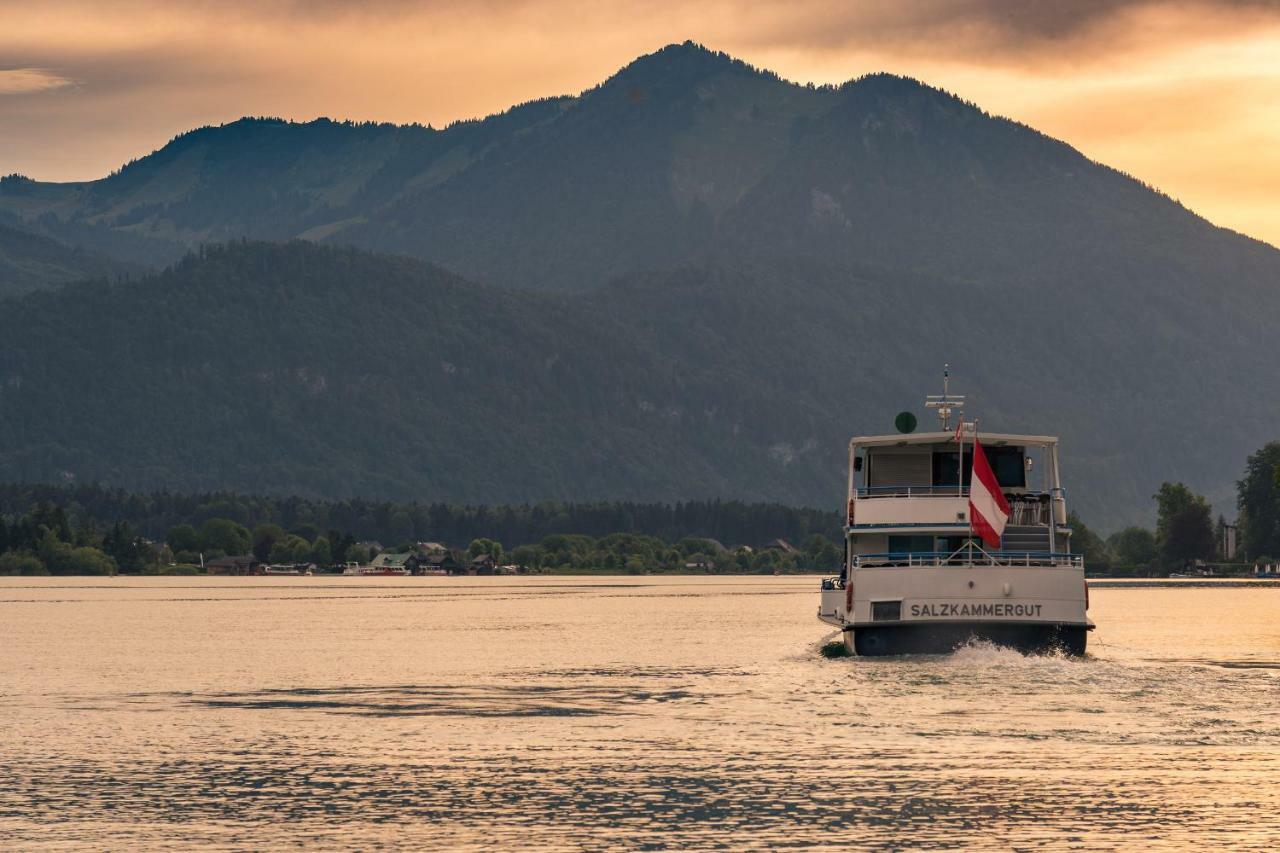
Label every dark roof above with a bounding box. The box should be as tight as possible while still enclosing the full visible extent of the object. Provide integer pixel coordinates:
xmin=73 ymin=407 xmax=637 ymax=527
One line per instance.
xmin=371 ymin=552 xmax=414 ymax=567
xmin=207 ymin=554 xmax=258 ymax=566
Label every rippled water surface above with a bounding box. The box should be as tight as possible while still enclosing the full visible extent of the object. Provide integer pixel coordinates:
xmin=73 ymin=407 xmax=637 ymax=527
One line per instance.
xmin=2 ymin=576 xmax=1278 ymax=849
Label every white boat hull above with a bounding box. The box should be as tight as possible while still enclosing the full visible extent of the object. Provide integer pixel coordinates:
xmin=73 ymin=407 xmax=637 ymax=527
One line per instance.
xmin=820 ymin=564 xmax=1091 ymax=655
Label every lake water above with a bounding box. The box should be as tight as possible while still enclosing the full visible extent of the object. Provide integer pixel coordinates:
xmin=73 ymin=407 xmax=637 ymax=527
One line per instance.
xmin=2 ymin=576 xmax=1278 ymax=849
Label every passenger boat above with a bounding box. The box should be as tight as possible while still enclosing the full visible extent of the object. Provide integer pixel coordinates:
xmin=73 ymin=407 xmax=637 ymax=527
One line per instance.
xmin=819 ymin=374 xmax=1093 ymax=655
xmin=340 ymin=563 xmax=409 ymax=577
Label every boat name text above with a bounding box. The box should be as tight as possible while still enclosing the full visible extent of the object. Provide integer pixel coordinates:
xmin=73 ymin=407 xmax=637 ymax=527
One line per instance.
xmin=909 ymin=602 xmax=1043 ymax=618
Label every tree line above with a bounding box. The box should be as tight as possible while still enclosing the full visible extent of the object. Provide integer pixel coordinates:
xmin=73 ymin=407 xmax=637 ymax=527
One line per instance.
xmin=3 ymin=440 xmax=1279 ymax=576
xmin=1068 ymin=442 xmax=1280 ymax=574
xmin=0 ymin=485 xmax=845 ymax=575
xmin=0 ymin=484 xmax=842 ymax=549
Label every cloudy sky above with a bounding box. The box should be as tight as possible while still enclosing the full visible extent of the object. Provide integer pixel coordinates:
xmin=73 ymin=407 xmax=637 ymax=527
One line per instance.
xmin=3 ymin=0 xmax=1279 ymax=244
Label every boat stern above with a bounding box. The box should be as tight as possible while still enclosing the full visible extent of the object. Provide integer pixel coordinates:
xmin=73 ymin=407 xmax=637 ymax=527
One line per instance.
xmin=820 ymin=561 xmax=1090 ymax=655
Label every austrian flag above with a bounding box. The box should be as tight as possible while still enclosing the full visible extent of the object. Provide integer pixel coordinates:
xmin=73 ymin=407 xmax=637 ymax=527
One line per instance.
xmin=969 ymin=437 xmax=1011 ymax=548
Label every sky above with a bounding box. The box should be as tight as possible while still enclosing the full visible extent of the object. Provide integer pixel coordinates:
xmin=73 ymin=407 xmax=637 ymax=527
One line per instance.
xmin=2 ymin=0 xmax=1279 ymax=246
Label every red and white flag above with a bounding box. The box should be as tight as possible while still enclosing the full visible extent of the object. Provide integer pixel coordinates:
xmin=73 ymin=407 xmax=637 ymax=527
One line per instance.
xmin=969 ymin=436 xmax=1010 ymax=549
xmin=954 ymin=417 xmax=965 ymax=443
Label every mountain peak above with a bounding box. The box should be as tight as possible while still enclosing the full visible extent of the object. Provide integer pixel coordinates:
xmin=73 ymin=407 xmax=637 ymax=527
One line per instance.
xmin=602 ymin=41 xmax=772 ymax=90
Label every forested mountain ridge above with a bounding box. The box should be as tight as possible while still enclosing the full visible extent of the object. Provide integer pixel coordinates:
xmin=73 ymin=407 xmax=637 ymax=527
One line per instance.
xmin=0 ymin=239 xmax=1276 ymax=528
xmin=0 ymin=241 xmax=839 ymax=506
xmin=5 ymin=41 xmax=1276 ymax=294
xmin=0 ymin=217 xmax=143 ymax=297
xmin=2 ymin=42 xmax=1278 ymax=526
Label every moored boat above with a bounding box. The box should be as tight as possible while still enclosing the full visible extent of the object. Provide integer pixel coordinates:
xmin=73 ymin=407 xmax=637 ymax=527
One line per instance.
xmin=340 ymin=562 xmax=409 ymax=576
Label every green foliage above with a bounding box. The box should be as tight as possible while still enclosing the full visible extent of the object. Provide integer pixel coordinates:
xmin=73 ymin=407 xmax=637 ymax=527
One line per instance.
xmin=1107 ymin=526 xmax=1156 ymax=571
xmin=66 ymin=547 xmax=118 ymax=576
xmin=0 ymin=552 xmax=45 ymax=575
xmin=199 ymin=518 xmax=251 ymax=557
xmin=1067 ymin=513 xmax=1112 ymax=572
xmin=508 ymin=544 xmax=539 ymax=569
xmin=1238 ymin=442 xmax=1280 ymax=560
xmin=0 ymin=481 xmax=851 ymax=574
xmin=801 ymin=534 xmax=841 ymax=571
xmin=467 ymin=538 xmax=504 ymax=562
xmin=167 ymin=524 xmax=199 ymax=554
xmin=1154 ymin=482 xmax=1216 ymax=569
xmin=101 ymin=521 xmax=153 ymax=572
xmin=251 ymin=523 xmax=286 ymax=562
xmin=268 ymin=534 xmax=312 ymax=564
xmin=35 ymin=528 xmax=117 ymax=575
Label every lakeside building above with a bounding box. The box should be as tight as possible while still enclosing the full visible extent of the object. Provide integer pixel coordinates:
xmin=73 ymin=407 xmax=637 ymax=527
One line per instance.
xmin=369 ymin=552 xmax=421 ymax=572
xmin=205 ymin=555 xmax=263 ymax=575
xmin=419 ymin=552 xmax=459 ymax=575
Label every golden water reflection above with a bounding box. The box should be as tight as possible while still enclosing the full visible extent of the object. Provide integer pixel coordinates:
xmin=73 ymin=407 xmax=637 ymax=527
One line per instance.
xmin=1 ymin=577 xmax=1277 ymax=849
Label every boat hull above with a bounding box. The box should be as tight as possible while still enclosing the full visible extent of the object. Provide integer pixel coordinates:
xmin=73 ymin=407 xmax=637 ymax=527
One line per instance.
xmin=845 ymin=621 xmax=1087 ymax=656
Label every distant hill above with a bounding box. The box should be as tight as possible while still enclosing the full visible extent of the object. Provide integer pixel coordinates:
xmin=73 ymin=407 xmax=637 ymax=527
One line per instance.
xmin=1 ymin=42 xmax=1278 ymax=526
xmin=6 ymin=42 xmax=1278 ymax=297
xmin=0 ymin=217 xmax=143 ymax=296
xmin=0 ymin=100 xmax=571 ymax=277
xmin=0 ymin=240 xmax=1275 ymax=528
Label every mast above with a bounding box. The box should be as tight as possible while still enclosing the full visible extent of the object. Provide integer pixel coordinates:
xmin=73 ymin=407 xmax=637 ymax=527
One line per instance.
xmin=925 ymin=365 xmax=966 ymax=496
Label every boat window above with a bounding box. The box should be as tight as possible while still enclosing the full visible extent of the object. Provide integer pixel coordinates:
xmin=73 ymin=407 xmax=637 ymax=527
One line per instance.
xmin=933 ymin=447 xmax=1026 ymax=488
xmin=932 ymin=451 xmax=969 ymax=487
xmin=987 ymin=448 xmax=1027 ymax=488
xmin=867 ymin=450 xmax=932 ymax=488
xmin=887 ymin=535 xmax=934 ymax=554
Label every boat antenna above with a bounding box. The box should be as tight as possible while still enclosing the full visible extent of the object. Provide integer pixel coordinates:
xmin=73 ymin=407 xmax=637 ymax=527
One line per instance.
xmin=924 ymin=364 xmax=965 ymax=432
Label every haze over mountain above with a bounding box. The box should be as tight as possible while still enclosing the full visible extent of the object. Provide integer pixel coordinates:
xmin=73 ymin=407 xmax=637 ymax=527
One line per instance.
xmin=0 ymin=217 xmax=142 ymax=297
xmin=1 ymin=43 xmax=1277 ymax=528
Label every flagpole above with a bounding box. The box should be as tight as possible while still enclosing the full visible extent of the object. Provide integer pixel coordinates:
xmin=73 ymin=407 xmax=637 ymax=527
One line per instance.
xmin=968 ymin=419 xmax=978 ymax=562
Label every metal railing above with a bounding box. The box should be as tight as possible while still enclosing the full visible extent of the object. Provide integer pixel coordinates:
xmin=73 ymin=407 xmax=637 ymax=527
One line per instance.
xmin=852 ymin=489 xmax=1064 ymax=524
xmin=849 ymin=550 xmax=1083 ymax=569
xmin=855 ymin=485 xmax=969 ymax=497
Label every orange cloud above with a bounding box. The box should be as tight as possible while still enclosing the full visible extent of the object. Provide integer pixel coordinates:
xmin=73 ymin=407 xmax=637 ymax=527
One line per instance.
xmin=0 ymin=68 xmax=77 ymax=95
xmin=0 ymin=0 xmax=1278 ymax=245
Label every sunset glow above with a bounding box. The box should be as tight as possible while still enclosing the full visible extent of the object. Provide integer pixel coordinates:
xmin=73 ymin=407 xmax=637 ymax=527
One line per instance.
xmin=3 ymin=0 xmax=1278 ymax=244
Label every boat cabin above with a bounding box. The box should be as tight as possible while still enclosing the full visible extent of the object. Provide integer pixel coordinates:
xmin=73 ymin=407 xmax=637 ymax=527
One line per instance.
xmin=846 ymin=431 xmax=1071 ymax=566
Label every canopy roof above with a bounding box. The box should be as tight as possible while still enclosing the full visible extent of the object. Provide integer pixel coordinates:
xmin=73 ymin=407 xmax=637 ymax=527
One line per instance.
xmin=850 ymin=431 xmax=1058 ymax=449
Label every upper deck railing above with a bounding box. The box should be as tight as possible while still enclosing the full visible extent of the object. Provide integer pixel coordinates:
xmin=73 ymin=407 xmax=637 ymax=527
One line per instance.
xmin=849 ymin=550 xmax=1082 ymax=569
xmin=851 ymin=488 xmax=1065 ymax=527
xmin=856 ymin=485 xmax=971 ymax=497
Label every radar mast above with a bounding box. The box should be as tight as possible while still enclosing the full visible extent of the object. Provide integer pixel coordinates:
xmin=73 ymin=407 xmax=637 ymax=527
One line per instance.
xmin=924 ymin=364 xmax=965 ymax=432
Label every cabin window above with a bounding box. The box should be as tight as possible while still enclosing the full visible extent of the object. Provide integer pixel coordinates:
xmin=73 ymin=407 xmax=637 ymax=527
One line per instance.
xmin=887 ymin=535 xmax=934 ymax=554
xmin=932 ymin=447 xmax=1026 ymax=488
xmin=871 ymin=601 xmax=902 ymax=621
xmin=867 ymin=451 xmax=931 ymax=488
xmin=987 ymin=448 xmax=1027 ymax=488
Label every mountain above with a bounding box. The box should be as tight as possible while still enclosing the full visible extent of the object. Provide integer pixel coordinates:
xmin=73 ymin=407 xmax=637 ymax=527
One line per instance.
xmin=0 ymin=240 xmax=839 ymax=504
xmin=0 ymin=217 xmax=143 ymax=297
xmin=0 ymin=239 xmax=1275 ymax=528
xmin=0 ymin=99 xmax=573 ymax=277
xmin=1 ymin=42 xmax=1278 ymax=526
xmin=11 ymin=42 xmax=1278 ymax=297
